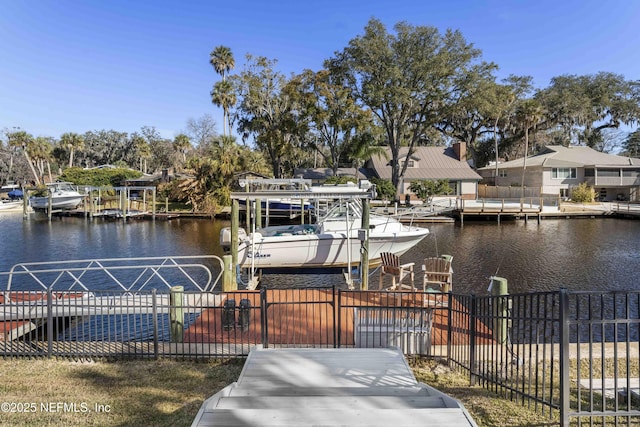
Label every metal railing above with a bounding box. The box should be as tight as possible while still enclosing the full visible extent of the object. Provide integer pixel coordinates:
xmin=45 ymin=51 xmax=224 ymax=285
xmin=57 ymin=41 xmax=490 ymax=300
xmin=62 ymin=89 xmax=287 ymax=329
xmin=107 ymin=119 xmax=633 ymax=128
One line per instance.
xmin=1 ymin=285 xmax=639 ymax=425
xmin=0 ymin=255 xmax=224 ymax=292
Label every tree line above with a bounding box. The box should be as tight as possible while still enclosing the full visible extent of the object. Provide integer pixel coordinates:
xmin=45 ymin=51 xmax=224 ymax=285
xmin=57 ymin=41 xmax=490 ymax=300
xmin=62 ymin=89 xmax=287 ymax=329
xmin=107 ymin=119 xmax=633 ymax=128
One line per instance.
xmin=3 ymin=18 xmax=640 ymax=208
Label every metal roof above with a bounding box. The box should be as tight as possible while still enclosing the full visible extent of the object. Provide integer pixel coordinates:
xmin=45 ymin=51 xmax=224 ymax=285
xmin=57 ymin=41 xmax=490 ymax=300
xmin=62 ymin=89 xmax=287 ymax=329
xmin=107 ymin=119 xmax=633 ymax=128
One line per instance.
xmin=369 ymin=146 xmax=482 ymax=181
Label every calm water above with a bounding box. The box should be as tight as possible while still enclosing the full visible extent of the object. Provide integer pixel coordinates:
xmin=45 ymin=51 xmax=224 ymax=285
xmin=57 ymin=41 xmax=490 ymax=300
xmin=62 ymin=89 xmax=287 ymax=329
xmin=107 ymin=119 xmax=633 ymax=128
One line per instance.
xmin=0 ymin=211 xmax=638 ymax=295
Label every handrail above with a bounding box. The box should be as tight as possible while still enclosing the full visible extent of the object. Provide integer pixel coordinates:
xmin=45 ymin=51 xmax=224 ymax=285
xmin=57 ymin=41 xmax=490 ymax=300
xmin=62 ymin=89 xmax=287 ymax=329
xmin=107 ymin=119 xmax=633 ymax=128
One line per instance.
xmin=0 ymin=255 xmax=224 ymax=292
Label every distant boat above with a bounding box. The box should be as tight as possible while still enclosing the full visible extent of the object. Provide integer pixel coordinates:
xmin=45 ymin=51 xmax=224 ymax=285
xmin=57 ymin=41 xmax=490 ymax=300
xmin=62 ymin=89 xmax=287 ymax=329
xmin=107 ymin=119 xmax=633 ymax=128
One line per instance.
xmin=0 ymin=200 xmax=22 ymax=211
xmin=7 ymin=189 xmax=23 ymax=200
xmin=29 ymin=182 xmax=84 ymax=210
xmin=0 ymin=181 xmax=19 ymax=191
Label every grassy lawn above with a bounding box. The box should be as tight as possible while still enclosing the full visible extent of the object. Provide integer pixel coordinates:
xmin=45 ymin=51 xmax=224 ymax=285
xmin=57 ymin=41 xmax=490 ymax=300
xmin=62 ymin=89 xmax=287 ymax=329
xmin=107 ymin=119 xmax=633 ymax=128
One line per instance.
xmin=0 ymin=357 xmax=562 ymax=427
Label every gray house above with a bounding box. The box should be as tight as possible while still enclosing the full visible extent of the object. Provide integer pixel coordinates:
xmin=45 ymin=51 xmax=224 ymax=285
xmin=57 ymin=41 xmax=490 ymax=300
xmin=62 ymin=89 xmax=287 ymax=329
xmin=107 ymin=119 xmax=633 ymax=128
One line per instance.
xmin=477 ymin=145 xmax=640 ymax=202
xmin=368 ymin=142 xmax=482 ymax=200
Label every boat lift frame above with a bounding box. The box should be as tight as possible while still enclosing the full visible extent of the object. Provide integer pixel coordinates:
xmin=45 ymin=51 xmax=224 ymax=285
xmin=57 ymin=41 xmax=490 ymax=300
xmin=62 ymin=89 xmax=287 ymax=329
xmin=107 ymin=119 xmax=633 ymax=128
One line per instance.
xmin=229 ymin=181 xmax=375 ymax=290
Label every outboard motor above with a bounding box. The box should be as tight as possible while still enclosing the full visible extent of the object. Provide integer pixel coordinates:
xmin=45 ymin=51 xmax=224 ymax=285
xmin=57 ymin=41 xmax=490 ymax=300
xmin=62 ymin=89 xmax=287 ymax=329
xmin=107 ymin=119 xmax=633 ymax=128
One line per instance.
xmin=219 ymin=227 xmax=247 ymax=252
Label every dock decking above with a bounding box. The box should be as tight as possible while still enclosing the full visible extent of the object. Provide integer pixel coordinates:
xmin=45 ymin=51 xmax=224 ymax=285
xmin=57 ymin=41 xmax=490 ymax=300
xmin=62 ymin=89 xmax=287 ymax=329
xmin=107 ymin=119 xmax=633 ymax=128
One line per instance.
xmin=191 ymin=346 xmax=478 ymax=426
xmin=184 ymin=290 xmax=494 ymax=350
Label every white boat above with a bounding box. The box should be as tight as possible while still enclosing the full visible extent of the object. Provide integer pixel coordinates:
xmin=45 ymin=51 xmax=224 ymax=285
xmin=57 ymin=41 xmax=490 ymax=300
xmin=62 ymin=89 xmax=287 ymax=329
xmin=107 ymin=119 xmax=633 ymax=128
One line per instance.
xmin=0 ymin=200 xmax=22 ymax=211
xmin=29 ymin=182 xmax=84 ymax=210
xmin=220 ymin=195 xmax=429 ymax=270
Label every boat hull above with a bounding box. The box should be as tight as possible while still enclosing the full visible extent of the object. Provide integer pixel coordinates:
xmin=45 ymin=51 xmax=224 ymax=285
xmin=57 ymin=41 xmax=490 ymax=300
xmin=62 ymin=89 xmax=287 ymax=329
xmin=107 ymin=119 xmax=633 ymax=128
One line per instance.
xmin=30 ymin=195 xmax=83 ymax=210
xmin=236 ymin=229 xmax=429 ymax=269
xmin=0 ymin=201 xmax=23 ymax=211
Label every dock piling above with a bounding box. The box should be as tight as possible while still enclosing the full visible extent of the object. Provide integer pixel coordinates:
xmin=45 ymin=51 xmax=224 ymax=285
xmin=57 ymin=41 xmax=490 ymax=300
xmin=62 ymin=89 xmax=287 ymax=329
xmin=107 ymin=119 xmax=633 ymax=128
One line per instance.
xmin=170 ymin=286 xmax=184 ymax=343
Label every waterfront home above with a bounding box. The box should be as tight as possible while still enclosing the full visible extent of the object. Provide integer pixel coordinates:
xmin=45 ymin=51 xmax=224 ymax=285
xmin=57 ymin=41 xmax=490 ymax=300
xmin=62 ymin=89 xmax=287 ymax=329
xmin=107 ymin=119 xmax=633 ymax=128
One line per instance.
xmin=367 ymin=142 xmax=482 ymax=200
xmin=476 ymin=145 xmax=640 ymax=202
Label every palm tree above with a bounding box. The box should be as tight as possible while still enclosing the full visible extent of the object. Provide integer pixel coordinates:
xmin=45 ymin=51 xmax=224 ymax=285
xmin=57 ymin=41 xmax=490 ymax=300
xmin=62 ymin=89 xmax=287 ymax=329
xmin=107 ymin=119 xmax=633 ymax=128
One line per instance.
xmin=211 ymin=80 xmax=236 ymax=137
xmin=209 ymin=45 xmax=235 ymax=81
xmin=209 ymin=46 xmax=235 ymax=137
xmin=7 ymin=130 xmax=40 ymax=185
xmin=172 ymin=133 xmax=191 ymax=167
xmin=515 ymin=99 xmax=545 ymax=197
xmin=32 ymin=137 xmax=54 ymax=183
xmin=132 ymin=134 xmax=151 ymax=173
xmin=60 ymin=132 xmax=85 ymax=168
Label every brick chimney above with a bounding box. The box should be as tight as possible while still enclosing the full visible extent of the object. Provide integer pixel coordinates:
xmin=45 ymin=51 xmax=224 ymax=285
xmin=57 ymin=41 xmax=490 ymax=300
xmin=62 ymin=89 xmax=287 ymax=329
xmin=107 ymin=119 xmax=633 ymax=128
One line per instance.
xmin=453 ymin=141 xmax=467 ymax=161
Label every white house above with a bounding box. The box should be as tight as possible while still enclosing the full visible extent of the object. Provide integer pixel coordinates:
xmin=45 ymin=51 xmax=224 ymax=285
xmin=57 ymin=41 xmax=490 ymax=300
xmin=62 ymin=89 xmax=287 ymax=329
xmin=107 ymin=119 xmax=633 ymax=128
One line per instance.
xmin=476 ymin=145 xmax=640 ymax=202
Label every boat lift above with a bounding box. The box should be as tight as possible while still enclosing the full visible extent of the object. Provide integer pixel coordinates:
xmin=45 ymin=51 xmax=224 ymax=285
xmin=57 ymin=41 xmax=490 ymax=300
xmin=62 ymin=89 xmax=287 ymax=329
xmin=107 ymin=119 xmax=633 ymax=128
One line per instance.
xmin=228 ymin=180 xmax=376 ymax=290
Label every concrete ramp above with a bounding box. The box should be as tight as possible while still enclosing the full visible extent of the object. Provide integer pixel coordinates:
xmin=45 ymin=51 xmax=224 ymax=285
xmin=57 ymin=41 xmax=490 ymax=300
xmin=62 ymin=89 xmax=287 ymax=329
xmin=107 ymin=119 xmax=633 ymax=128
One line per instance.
xmin=192 ymin=346 xmax=476 ymax=426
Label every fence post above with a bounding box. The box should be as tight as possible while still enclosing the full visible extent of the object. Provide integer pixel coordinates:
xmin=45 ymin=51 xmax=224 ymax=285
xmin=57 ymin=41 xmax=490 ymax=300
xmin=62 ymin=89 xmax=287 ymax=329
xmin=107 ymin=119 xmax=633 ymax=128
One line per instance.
xmin=170 ymin=286 xmax=184 ymax=343
xmin=260 ymin=288 xmax=268 ymax=348
xmin=446 ymin=294 xmax=453 ymax=362
xmin=152 ymin=289 xmax=159 ymax=360
xmin=337 ymin=289 xmax=342 ymax=348
xmin=559 ymin=288 xmax=570 ymax=427
xmin=469 ymin=294 xmax=477 ymax=386
xmin=47 ymin=289 xmax=53 ymax=358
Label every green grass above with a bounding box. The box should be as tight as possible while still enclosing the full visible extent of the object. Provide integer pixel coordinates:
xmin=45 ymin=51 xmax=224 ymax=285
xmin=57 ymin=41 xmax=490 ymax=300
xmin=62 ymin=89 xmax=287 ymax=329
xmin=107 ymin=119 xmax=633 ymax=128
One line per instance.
xmin=0 ymin=358 xmax=243 ymax=427
xmin=3 ymin=356 xmax=639 ymax=426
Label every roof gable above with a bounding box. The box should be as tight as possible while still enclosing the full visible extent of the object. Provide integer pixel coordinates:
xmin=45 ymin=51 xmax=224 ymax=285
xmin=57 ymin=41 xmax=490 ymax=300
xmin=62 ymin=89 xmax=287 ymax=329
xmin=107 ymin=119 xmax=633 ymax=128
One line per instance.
xmin=370 ymin=146 xmax=482 ymax=181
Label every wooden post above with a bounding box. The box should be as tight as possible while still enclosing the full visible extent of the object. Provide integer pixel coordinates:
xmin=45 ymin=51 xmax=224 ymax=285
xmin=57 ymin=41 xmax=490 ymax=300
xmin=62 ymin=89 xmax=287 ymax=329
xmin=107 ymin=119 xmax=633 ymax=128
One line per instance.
xmin=255 ymin=198 xmax=262 ymax=230
xmin=165 ymin=197 xmax=168 ymax=213
xmin=245 ymin=197 xmax=251 ymax=231
xmin=152 ymin=188 xmax=156 ymax=220
xmin=300 ymin=199 xmax=305 ymax=225
xmin=48 ymin=191 xmax=52 ymax=221
xmin=223 ymin=254 xmax=236 ymax=291
xmin=490 ymin=277 xmax=509 ymax=344
xmin=120 ymin=188 xmax=127 ymax=222
xmin=231 ymin=199 xmax=239 ymax=268
xmin=22 ymin=187 xmax=28 ymax=220
xmin=360 ymin=198 xmax=370 ymax=290
xmin=169 ymin=286 xmax=184 ymax=343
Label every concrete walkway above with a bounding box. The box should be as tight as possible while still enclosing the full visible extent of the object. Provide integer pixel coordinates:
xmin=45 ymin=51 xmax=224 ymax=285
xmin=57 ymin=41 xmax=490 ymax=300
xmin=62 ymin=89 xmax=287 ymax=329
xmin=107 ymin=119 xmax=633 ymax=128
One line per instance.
xmin=192 ymin=346 xmax=477 ymax=426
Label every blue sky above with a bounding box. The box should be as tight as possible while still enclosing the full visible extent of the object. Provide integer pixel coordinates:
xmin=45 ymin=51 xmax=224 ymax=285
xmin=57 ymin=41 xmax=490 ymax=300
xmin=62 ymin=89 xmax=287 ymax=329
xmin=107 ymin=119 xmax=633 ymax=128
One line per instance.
xmin=1 ymin=0 xmax=639 ymax=140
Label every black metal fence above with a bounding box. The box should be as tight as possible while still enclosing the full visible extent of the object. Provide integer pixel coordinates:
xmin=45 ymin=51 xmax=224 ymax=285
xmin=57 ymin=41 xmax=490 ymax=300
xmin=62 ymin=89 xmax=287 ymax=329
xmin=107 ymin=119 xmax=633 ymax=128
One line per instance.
xmin=1 ymin=287 xmax=639 ymax=426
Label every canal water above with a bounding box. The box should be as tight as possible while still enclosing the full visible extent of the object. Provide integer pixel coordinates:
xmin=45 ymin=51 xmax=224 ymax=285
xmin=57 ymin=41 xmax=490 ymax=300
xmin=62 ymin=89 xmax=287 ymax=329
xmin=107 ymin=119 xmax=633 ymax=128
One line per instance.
xmin=0 ymin=211 xmax=638 ymax=295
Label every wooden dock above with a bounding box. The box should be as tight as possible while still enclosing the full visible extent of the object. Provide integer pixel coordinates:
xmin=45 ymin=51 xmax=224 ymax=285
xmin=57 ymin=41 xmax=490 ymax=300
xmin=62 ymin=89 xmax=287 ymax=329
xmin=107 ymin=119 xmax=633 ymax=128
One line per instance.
xmin=0 ymin=291 xmax=222 ymax=341
xmin=191 ymin=346 xmax=478 ymax=426
xmin=184 ymin=290 xmax=494 ymax=349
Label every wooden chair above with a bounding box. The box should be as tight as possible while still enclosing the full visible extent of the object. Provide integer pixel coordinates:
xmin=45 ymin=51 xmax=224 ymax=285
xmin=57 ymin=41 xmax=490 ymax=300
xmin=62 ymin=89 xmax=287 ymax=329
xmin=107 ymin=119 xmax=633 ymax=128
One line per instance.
xmin=379 ymin=252 xmax=415 ymax=290
xmin=422 ymin=257 xmax=453 ymax=293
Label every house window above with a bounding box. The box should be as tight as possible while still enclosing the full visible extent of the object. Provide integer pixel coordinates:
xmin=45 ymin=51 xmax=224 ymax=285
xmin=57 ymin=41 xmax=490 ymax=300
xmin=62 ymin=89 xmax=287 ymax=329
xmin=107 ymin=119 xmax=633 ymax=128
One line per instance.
xmin=498 ymin=169 xmax=507 ymax=177
xmin=598 ymin=169 xmax=620 ymax=177
xmin=402 ymin=160 xmax=416 ymax=168
xmin=552 ymin=168 xmax=577 ymax=179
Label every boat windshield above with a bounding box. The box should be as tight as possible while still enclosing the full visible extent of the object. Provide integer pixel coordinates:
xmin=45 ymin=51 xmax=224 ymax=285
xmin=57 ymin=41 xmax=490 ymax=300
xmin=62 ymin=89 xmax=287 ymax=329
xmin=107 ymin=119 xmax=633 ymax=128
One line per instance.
xmin=320 ymin=199 xmax=363 ymax=221
xmin=48 ymin=182 xmax=76 ymax=191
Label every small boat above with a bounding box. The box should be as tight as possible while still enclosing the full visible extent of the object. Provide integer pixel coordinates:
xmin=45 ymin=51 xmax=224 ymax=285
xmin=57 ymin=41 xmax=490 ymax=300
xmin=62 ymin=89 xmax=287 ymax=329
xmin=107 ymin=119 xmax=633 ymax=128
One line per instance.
xmin=0 ymin=200 xmax=22 ymax=211
xmin=221 ymin=193 xmax=430 ymax=271
xmin=7 ymin=188 xmax=23 ymax=200
xmin=29 ymin=182 xmax=84 ymax=210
